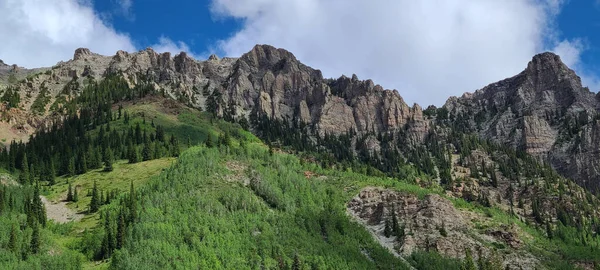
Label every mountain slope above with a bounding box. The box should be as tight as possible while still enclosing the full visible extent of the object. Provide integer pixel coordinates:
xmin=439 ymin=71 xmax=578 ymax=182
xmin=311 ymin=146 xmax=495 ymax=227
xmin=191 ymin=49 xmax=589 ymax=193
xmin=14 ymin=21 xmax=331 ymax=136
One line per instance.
xmin=2 ymin=45 xmax=600 ymax=269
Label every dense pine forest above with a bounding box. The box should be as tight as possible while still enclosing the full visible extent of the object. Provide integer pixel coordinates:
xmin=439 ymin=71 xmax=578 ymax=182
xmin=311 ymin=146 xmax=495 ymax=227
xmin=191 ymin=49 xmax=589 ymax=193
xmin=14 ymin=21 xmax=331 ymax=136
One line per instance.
xmin=1 ymin=74 xmax=600 ymax=269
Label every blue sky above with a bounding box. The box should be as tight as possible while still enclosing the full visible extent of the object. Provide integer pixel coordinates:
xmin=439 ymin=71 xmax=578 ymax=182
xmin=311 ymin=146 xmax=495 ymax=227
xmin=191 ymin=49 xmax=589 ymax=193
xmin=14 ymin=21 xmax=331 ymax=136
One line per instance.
xmin=0 ymin=0 xmax=599 ymax=105
xmin=557 ymin=1 xmax=600 ymax=76
xmin=92 ymin=0 xmax=241 ymax=57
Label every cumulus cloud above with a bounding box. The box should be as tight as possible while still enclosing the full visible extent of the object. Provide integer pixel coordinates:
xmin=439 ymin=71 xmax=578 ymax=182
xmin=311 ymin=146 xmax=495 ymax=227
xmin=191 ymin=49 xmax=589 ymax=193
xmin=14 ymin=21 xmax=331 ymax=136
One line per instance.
xmin=0 ymin=0 xmax=136 ymax=68
xmin=211 ymin=0 xmax=590 ymax=106
xmin=151 ymin=36 xmax=200 ymax=59
xmin=551 ymin=39 xmax=600 ymax=91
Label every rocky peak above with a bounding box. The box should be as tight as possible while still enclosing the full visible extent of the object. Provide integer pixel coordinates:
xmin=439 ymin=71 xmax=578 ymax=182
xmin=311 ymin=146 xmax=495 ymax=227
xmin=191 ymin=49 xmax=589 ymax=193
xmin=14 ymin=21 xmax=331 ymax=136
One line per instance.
xmin=0 ymin=59 xmax=6 ymax=67
xmin=173 ymin=52 xmax=200 ymax=74
xmin=73 ymin=48 xmax=93 ymax=61
xmin=113 ymin=50 xmax=129 ymax=62
xmin=444 ymin=50 xmax=600 ymax=192
xmin=524 ymin=52 xmax=585 ymax=94
xmin=241 ymin=44 xmax=299 ymax=70
xmin=208 ymin=54 xmax=219 ymax=61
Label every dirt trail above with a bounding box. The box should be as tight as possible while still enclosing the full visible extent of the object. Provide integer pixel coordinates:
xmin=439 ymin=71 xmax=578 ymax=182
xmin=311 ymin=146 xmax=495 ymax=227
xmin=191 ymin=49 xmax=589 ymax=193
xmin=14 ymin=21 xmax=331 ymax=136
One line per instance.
xmin=40 ymin=196 xmax=84 ymax=223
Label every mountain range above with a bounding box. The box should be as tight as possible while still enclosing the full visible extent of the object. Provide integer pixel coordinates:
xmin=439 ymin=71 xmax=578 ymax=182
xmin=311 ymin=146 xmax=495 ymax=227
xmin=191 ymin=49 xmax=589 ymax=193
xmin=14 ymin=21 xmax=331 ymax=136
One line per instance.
xmin=2 ymin=45 xmax=599 ymax=193
xmin=2 ymin=45 xmax=600 ymax=269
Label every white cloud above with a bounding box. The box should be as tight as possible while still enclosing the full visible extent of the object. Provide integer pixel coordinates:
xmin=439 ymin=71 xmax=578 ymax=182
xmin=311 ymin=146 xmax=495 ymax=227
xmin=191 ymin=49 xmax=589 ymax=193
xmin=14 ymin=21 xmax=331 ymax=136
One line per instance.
xmin=551 ymin=39 xmax=584 ymax=68
xmin=151 ymin=36 xmax=200 ymax=59
xmin=0 ymin=0 xmax=136 ymax=68
xmin=211 ymin=0 xmax=588 ymax=106
xmin=551 ymin=39 xmax=600 ymax=91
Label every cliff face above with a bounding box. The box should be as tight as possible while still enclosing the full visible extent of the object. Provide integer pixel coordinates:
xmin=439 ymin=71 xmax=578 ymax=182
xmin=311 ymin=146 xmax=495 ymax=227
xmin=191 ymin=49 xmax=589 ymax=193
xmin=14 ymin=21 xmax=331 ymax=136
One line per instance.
xmin=347 ymin=187 xmax=540 ymax=269
xmin=4 ymin=45 xmax=600 ymax=191
xmin=444 ymin=52 xmax=600 ymax=191
xmin=1 ymin=44 xmax=427 ymax=141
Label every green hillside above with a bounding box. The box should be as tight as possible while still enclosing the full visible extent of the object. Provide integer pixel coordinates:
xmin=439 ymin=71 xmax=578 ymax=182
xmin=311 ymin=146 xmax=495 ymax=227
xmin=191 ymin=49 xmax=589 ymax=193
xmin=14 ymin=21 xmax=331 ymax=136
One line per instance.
xmin=1 ymin=76 xmax=600 ymax=269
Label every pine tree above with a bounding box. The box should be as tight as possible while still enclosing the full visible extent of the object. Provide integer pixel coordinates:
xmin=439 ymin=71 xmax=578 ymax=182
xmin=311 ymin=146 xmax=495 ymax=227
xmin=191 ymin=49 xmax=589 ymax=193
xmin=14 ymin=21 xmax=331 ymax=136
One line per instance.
xmin=8 ymin=224 xmax=18 ymax=253
xmin=101 ymin=213 xmax=113 ymax=259
xmin=29 ymin=163 xmax=36 ymax=185
xmin=18 ymin=153 xmax=29 ymax=185
xmin=169 ymin=135 xmax=180 ymax=157
xmin=153 ymin=142 xmax=161 ymax=159
xmin=32 ymin=184 xmax=46 ymax=227
xmin=67 ymin=182 xmax=74 ymax=201
xmin=79 ymin=152 xmax=88 ymax=174
xmin=129 ymin=181 xmax=137 ymax=223
xmin=47 ymin=160 xmax=56 ymax=185
xmin=117 ymin=209 xmax=126 ymax=249
xmin=103 ymin=147 xmax=114 ymax=172
xmin=390 ymin=206 xmax=404 ymax=239
xmin=30 ymin=221 xmax=40 ymax=254
xmin=142 ymin=142 xmax=151 ymax=161
xmin=68 ymin=156 xmax=76 ymax=177
xmin=205 ymin=135 xmax=214 ymax=148
xmin=90 ymin=180 xmax=100 ymax=213
xmin=384 ymin=215 xmax=392 ymax=237
xmin=73 ymin=187 xmax=79 ymax=202
xmin=128 ymin=144 xmax=139 ymax=164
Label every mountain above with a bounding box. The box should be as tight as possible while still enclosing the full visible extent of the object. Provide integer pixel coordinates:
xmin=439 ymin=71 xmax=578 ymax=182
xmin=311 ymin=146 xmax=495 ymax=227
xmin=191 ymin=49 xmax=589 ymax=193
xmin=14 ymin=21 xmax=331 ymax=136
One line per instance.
xmin=0 ymin=45 xmax=427 ymax=144
xmin=444 ymin=52 xmax=600 ymax=192
xmin=3 ymin=45 xmax=598 ymax=193
xmin=2 ymin=45 xmax=600 ymax=269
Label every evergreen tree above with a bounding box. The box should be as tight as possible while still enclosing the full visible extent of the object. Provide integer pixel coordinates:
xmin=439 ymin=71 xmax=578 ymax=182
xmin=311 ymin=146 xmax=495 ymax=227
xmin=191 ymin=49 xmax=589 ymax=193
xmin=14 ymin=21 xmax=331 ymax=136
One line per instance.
xmin=153 ymin=142 xmax=162 ymax=159
xmin=78 ymin=152 xmax=88 ymax=174
xmin=103 ymin=147 xmax=114 ymax=172
xmin=117 ymin=209 xmax=126 ymax=249
xmin=32 ymin=184 xmax=46 ymax=227
xmin=30 ymin=221 xmax=40 ymax=254
xmin=68 ymin=156 xmax=76 ymax=177
xmin=129 ymin=181 xmax=137 ymax=223
xmin=90 ymin=180 xmax=100 ymax=213
xmin=29 ymin=163 xmax=36 ymax=185
xmin=8 ymin=224 xmax=18 ymax=253
xmin=128 ymin=144 xmax=139 ymax=164
xmin=67 ymin=182 xmax=74 ymax=201
xmin=101 ymin=213 xmax=114 ymax=259
xmin=73 ymin=187 xmax=79 ymax=202
xmin=384 ymin=215 xmax=392 ymax=237
xmin=142 ymin=142 xmax=152 ymax=161
xmin=205 ymin=135 xmax=214 ymax=148
xmin=169 ymin=135 xmax=180 ymax=157
xmin=47 ymin=160 xmax=56 ymax=185
xmin=391 ymin=206 xmax=404 ymax=239
xmin=18 ymin=153 xmax=29 ymax=185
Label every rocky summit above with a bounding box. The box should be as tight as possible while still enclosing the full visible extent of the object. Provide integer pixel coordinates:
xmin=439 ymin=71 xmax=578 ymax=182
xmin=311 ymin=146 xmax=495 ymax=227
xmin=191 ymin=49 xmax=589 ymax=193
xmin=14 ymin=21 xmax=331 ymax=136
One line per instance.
xmin=445 ymin=52 xmax=600 ymax=192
